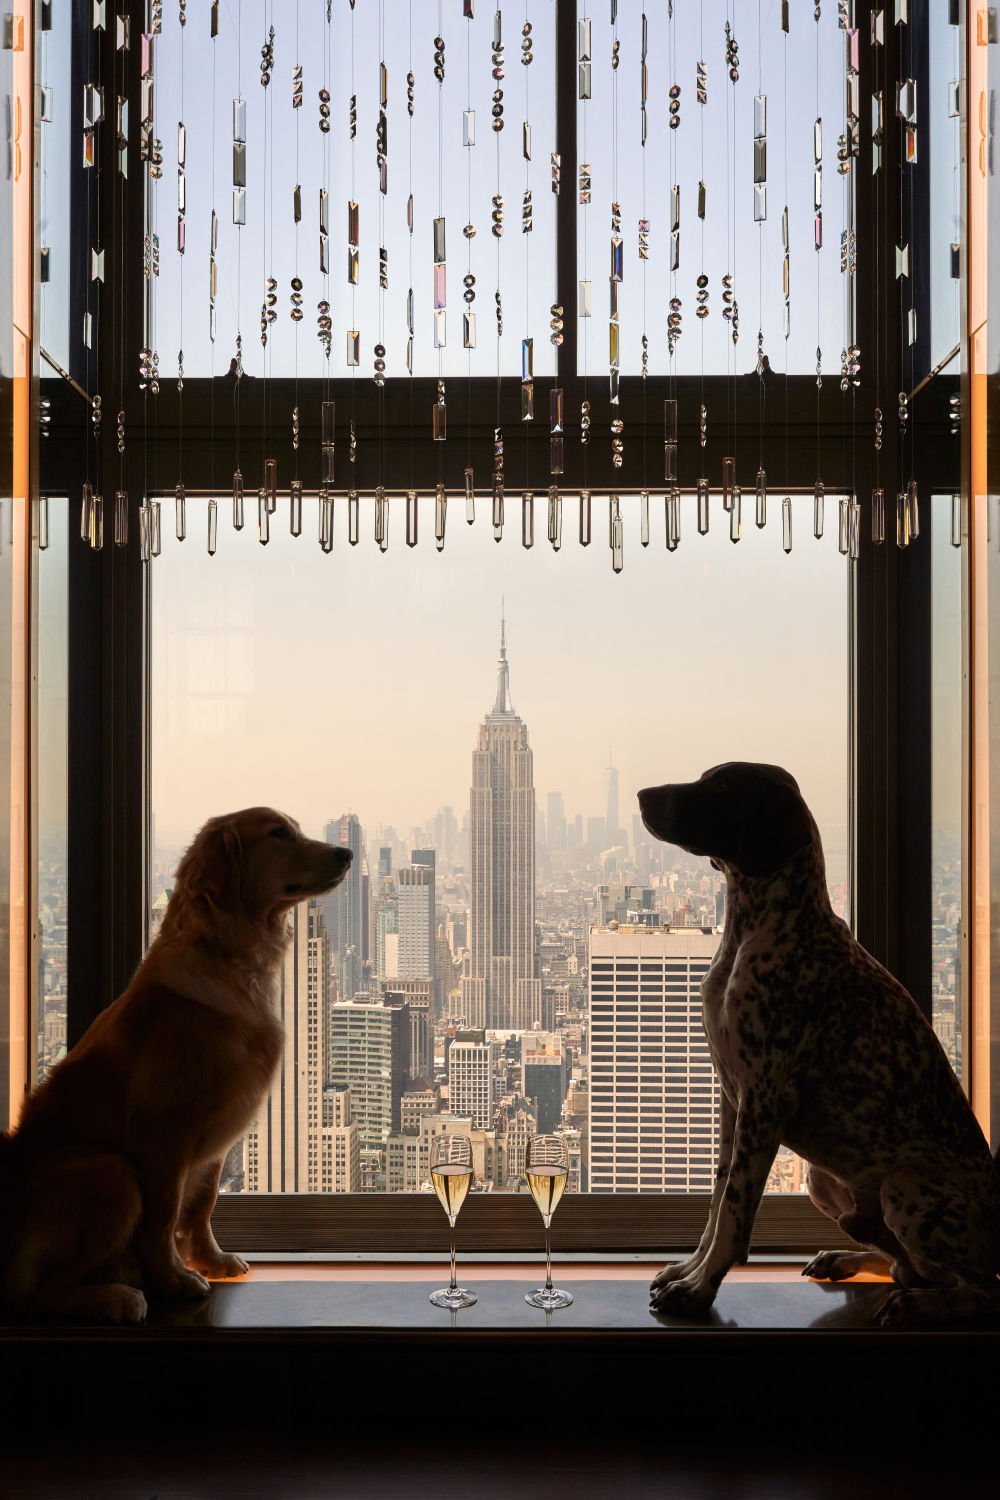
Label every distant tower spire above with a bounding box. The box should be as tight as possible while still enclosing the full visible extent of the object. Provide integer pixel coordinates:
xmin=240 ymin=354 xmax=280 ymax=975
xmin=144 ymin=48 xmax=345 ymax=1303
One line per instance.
xmin=493 ymin=608 xmax=513 ymax=714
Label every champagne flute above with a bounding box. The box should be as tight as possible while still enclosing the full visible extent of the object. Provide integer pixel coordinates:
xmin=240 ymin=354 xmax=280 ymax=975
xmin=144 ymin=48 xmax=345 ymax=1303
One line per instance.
xmin=524 ymin=1134 xmax=574 ymax=1310
xmin=428 ymin=1134 xmax=477 ymax=1310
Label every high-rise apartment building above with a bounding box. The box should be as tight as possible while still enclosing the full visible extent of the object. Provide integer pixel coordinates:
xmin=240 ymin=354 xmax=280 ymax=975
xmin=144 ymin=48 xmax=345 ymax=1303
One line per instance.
xmin=588 ymin=925 xmax=720 ymax=1192
xmin=461 ymin=620 xmax=542 ymax=1031
xmin=448 ymin=1036 xmax=496 ymax=1129
xmin=323 ymin=813 xmax=369 ymax=998
xmin=382 ymin=977 xmax=434 ymax=1078
xmin=328 ymin=996 xmax=410 ymax=1181
xmin=398 ymin=862 xmax=434 ymax=980
xmin=245 ymin=903 xmax=360 ymax=1193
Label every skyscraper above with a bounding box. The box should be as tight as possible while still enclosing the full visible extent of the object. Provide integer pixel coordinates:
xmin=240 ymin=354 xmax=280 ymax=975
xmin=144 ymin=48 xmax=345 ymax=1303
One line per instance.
xmin=605 ymin=755 xmax=621 ymax=847
xmin=588 ymin=924 xmax=720 ymax=1192
xmin=546 ymin=790 xmax=567 ymax=851
xmin=461 ymin=619 xmax=543 ymax=1031
xmin=328 ymin=996 xmax=410 ymax=1185
xmin=323 ymin=813 xmax=369 ymax=998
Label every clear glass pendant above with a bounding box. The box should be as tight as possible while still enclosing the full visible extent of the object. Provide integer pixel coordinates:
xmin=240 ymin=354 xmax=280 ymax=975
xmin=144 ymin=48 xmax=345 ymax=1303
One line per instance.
xmin=348 ymin=490 xmax=360 ymax=545
xmin=406 ymin=489 xmax=419 ymax=547
xmin=114 ymin=490 xmax=128 ymax=547
xmin=664 ymin=399 xmax=677 ymax=482
xmin=813 ymin=480 xmax=825 ymax=539
xmin=138 ymin=503 xmax=151 ymax=562
xmin=465 ymin=466 xmax=475 ymax=523
xmin=150 ymin=500 xmax=161 ymax=557
xmin=548 ymin=487 xmax=562 ymax=551
xmin=849 ymin=497 xmax=861 ymax=560
xmin=174 ymin=483 xmax=186 ymax=541
xmin=264 ymin=457 xmax=277 ymax=512
xmin=839 ymin=497 xmax=850 ymax=554
xmin=579 ymin=490 xmax=592 ymax=546
xmin=610 ymin=496 xmax=623 ymax=574
xmin=755 ymin=467 xmax=767 ymax=528
xmin=435 ymin=483 xmax=448 ymax=552
xmin=319 ymin=488 xmax=332 ymax=550
xmin=730 ymin=487 xmax=742 ymax=543
xmin=666 ymin=490 xmax=680 ymax=551
xmin=374 ymin=486 xmax=388 ymax=552
xmin=906 ymin=479 xmax=919 ymax=539
xmin=522 ymin=491 xmax=534 ymax=549
xmin=81 ymin=481 xmax=93 ymax=541
xmin=697 ymin=478 xmax=710 ymax=534
xmin=232 ymin=469 xmax=244 ymax=529
xmin=207 ymin=496 xmax=217 ymax=555
xmin=640 ymin=489 xmax=650 ymax=547
xmin=258 ymin=488 xmax=270 ymax=546
xmin=290 ymin=478 xmax=302 ymax=536
xmin=722 ymin=457 xmax=735 ymax=512
xmin=951 ymin=493 xmax=962 ymax=547
xmin=896 ymin=491 xmax=909 ymax=547
xmin=492 ymin=474 xmax=504 ymax=541
xmin=90 ymin=493 xmax=104 ymax=550
xmin=872 ymin=487 xmax=885 ymax=544
xmin=782 ymin=496 xmax=792 ymax=553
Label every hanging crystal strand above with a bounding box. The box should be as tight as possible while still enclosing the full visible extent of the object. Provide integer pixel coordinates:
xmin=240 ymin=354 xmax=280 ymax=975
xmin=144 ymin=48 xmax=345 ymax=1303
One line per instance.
xmin=849 ymin=495 xmax=861 ymax=560
xmin=90 ymin=493 xmax=104 ymax=551
xmin=348 ymin=490 xmax=360 ymax=545
xmin=896 ymin=491 xmax=909 ymax=548
xmin=548 ymin=487 xmax=563 ymax=551
xmin=813 ymin=480 xmax=825 ymax=539
xmin=640 ymin=489 xmax=650 ymax=548
xmin=610 ymin=494 xmax=623 ymax=573
xmin=951 ymin=493 xmax=962 ymax=547
xmin=666 ymin=490 xmax=680 ymax=553
xmin=872 ymin=487 xmax=885 ymax=544
xmin=150 ymin=500 xmax=161 ymax=558
xmin=264 ymin=457 xmax=277 ymax=513
xmin=906 ymin=478 xmax=919 ymax=539
xmin=175 ymin=481 xmax=187 ymax=540
xmin=81 ymin=482 xmax=93 ymax=541
xmin=114 ymin=491 xmax=128 ymax=547
xmin=290 ymin=478 xmax=303 ymax=537
xmin=321 ymin=400 xmax=335 ymax=486
xmin=839 ymin=496 xmax=850 ymax=554
xmin=258 ymin=487 xmax=270 ymax=546
xmin=722 ymin=456 xmax=735 ymax=512
xmin=697 ymin=478 xmax=710 ymax=535
xmin=579 ymin=489 xmax=592 ymax=546
xmin=729 ymin=487 xmax=742 ymax=544
xmin=318 ymin=487 xmax=332 ymax=551
xmin=232 ymin=468 xmax=244 ymax=529
xmin=782 ymin=496 xmax=792 ymax=553
xmin=405 ymin=489 xmax=418 ymax=547
xmin=435 ymin=482 xmax=447 ymax=552
xmin=138 ymin=502 xmax=151 ymax=563
xmin=755 ymin=467 xmax=767 ymax=529
xmin=207 ymin=496 xmax=217 ymax=555
xmin=664 ymin=399 xmax=677 ymax=482
xmin=522 ymin=491 xmax=535 ymax=549
xmin=38 ymin=496 xmax=49 ymax=550
xmin=492 ymin=426 xmax=504 ymax=541
xmin=550 ymin=388 xmax=564 ymax=475
xmin=374 ymin=487 xmax=388 ymax=553
xmin=465 ymin=466 xmax=475 ymax=523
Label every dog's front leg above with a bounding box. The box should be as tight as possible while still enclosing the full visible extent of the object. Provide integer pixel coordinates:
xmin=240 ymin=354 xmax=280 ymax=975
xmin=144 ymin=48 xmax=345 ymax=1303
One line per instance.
xmin=133 ymin=1162 xmax=211 ymax=1300
xmin=649 ymin=1096 xmax=783 ymax=1317
xmin=176 ymin=1158 xmax=248 ymax=1279
xmin=651 ymin=1091 xmax=736 ymax=1291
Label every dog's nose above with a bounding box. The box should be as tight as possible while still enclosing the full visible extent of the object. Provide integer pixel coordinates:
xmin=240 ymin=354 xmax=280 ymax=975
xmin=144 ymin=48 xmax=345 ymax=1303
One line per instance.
xmin=336 ymin=847 xmax=353 ymax=867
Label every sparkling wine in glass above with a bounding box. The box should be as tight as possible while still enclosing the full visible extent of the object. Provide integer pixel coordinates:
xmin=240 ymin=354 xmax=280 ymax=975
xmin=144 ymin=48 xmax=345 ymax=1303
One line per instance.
xmin=524 ymin=1133 xmax=573 ymax=1310
xmin=429 ymin=1134 xmax=477 ymax=1310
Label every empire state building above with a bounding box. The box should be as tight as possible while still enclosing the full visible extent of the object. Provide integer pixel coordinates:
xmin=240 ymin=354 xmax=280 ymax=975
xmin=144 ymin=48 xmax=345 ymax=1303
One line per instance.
xmin=461 ymin=620 xmax=543 ymax=1032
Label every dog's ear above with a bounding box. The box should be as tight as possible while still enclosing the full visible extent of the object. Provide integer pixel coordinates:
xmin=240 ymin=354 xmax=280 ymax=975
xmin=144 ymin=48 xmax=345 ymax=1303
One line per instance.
xmin=181 ymin=821 xmax=244 ymax=914
xmin=735 ymin=776 xmax=814 ymax=878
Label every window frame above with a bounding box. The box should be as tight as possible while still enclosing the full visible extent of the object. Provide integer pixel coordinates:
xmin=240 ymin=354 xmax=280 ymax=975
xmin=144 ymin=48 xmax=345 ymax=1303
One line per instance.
xmin=31 ymin=0 xmax=961 ymax=1252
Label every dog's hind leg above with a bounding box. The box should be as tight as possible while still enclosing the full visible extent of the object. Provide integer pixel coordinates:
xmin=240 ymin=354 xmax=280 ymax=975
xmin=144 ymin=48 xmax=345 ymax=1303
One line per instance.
xmin=176 ymin=1157 xmax=248 ymax=1279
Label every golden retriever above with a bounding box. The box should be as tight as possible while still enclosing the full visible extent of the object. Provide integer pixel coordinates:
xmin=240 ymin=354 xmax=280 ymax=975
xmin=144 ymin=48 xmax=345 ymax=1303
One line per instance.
xmin=0 ymin=808 xmax=351 ymax=1322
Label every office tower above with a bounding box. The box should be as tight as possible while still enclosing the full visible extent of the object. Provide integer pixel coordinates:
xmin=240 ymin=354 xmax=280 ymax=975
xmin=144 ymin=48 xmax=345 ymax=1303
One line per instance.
xmin=522 ymin=1033 xmax=569 ymax=1133
xmin=328 ymin=996 xmax=411 ymax=1183
xmin=461 ymin=618 xmax=543 ymax=1031
xmin=386 ymin=1112 xmax=501 ymax=1192
xmin=245 ymin=903 xmax=359 ymax=1192
xmin=547 ymin=791 xmax=567 ymax=851
xmin=435 ymin=931 xmax=456 ymax=1016
xmin=399 ymin=854 xmax=435 ymax=980
xmin=382 ymin=977 xmax=434 ymax=1077
xmin=378 ymin=846 xmax=392 ymax=882
xmin=588 ymin=924 xmax=720 ymax=1192
xmin=494 ymin=1093 xmax=537 ymax=1186
xmin=569 ymin=813 xmax=583 ymax=850
xmin=586 ymin=815 xmax=605 ymax=851
xmin=605 ymin=756 xmax=620 ymax=847
xmin=448 ymin=1036 xmax=496 ymax=1129
xmin=323 ymin=813 xmax=369 ymax=999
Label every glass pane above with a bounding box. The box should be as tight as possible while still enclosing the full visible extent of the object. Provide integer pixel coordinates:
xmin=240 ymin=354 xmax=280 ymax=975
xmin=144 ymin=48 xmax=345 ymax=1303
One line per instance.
xmin=929 ymin=8 xmax=961 ymax=372
xmin=37 ymin=500 xmax=69 ymax=1082
xmin=38 ymin=4 xmax=75 ymax=372
xmin=151 ymin=491 xmax=847 ymax=1194
xmin=931 ymin=496 xmax=962 ymax=1080
xmin=153 ymin=5 xmax=556 ymax=381
xmin=577 ymin=4 xmax=848 ymax=376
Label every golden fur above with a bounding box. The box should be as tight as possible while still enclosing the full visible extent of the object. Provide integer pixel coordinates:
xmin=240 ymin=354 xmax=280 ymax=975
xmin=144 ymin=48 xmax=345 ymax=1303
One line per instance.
xmin=0 ymin=807 xmax=351 ymax=1322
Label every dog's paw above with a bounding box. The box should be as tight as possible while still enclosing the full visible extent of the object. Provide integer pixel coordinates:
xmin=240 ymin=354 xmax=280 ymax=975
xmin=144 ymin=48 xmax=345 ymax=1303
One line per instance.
xmin=802 ymin=1250 xmax=864 ymax=1282
xmin=150 ymin=1264 xmax=211 ymax=1300
xmin=877 ymin=1289 xmax=921 ymax=1330
xmin=649 ymin=1274 xmax=717 ymax=1318
xmin=96 ymin=1285 xmax=148 ymax=1324
xmin=650 ymin=1259 xmax=698 ymax=1291
xmin=188 ymin=1249 xmax=249 ymax=1280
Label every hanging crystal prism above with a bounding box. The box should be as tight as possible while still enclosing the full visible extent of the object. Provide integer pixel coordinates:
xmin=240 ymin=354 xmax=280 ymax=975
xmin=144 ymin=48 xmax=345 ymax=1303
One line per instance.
xmin=667 ymin=491 xmax=681 ymax=552
xmin=906 ymin=479 xmax=919 ymax=538
xmin=81 ymin=482 xmax=93 ymax=541
xmin=729 ymin=488 xmax=742 ymax=544
xmin=522 ymin=491 xmax=535 ymax=549
xmin=639 ymin=489 xmax=650 ymax=548
xmin=722 ymin=457 xmax=735 ymax=512
xmin=781 ymin=496 xmax=792 ymax=553
xmin=579 ymin=490 xmax=592 ymax=546
xmin=232 ymin=468 xmax=244 ymax=529
xmin=951 ymin=493 xmax=962 ymax=547
xmin=322 ymin=401 xmax=335 ymax=484
xmin=264 ymin=457 xmax=277 ymax=513
xmin=433 ymin=381 xmax=447 ymax=440
xmin=175 ymin=482 xmax=186 ymax=541
xmin=492 ymin=472 xmax=504 ymax=542
xmin=697 ymin=478 xmax=709 ymax=534
xmin=872 ymin=488 xmax=885 ymax=544
xmin=548 ymin=487 xmax=563 ymax=551
xmin=465 ymin=466 xmax=475 ymax=523
xmin=839 ymin=497 xmax=850 ymax=554
xmin=406 ymin=490 xmax=419 ymax=547
xmin=849 ymin=497 xmax=861 ymax=560
xmin=319 ymin=490 xmax=334 ymax=553
xmin=114 ymin=490 xmax=128 ymax=546
xmin=90 ymin=493 xmax=104 ymax=550
xmin=138 ymin=502 xmax=151 ymax=563
xmin=256 ymin=488 xmax=269 ymax=546
xmin=755 ymin=469 xmax=767 ymax=528
xmin=374 ymin=486 xmax=388 ymax=553
xmin=150 ymin=500 xmax=161 ymax=558
xmin=207 ymin=496 xmax=217 ymax=555
xmin=610 ymin=496 xmax=624 ymax=574
xmin=290 ymin=479 xmax=303 ymax=537
xmin=435 ymin=483 xmax=448 ymax=552
xmin=348 ymin=490 xmax=360 ymax=545
xmin=550 ymin=387 xmax=564 ymax=474
xmin=813 ymin=480 xmax=825 ymax=538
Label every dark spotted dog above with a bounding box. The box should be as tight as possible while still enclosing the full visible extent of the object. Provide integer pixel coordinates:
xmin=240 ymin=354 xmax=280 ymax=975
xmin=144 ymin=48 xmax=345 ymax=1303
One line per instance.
xmin=638 ymin=762 xmax=1000 ymax=1328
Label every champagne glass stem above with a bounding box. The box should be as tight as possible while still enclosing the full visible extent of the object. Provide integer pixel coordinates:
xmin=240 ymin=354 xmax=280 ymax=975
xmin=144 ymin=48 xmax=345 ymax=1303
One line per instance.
xmin=544 ymin=1218 xmax=553 ymax=1294
xmin=449 ymin=1218 xmax=458 ymax=1294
